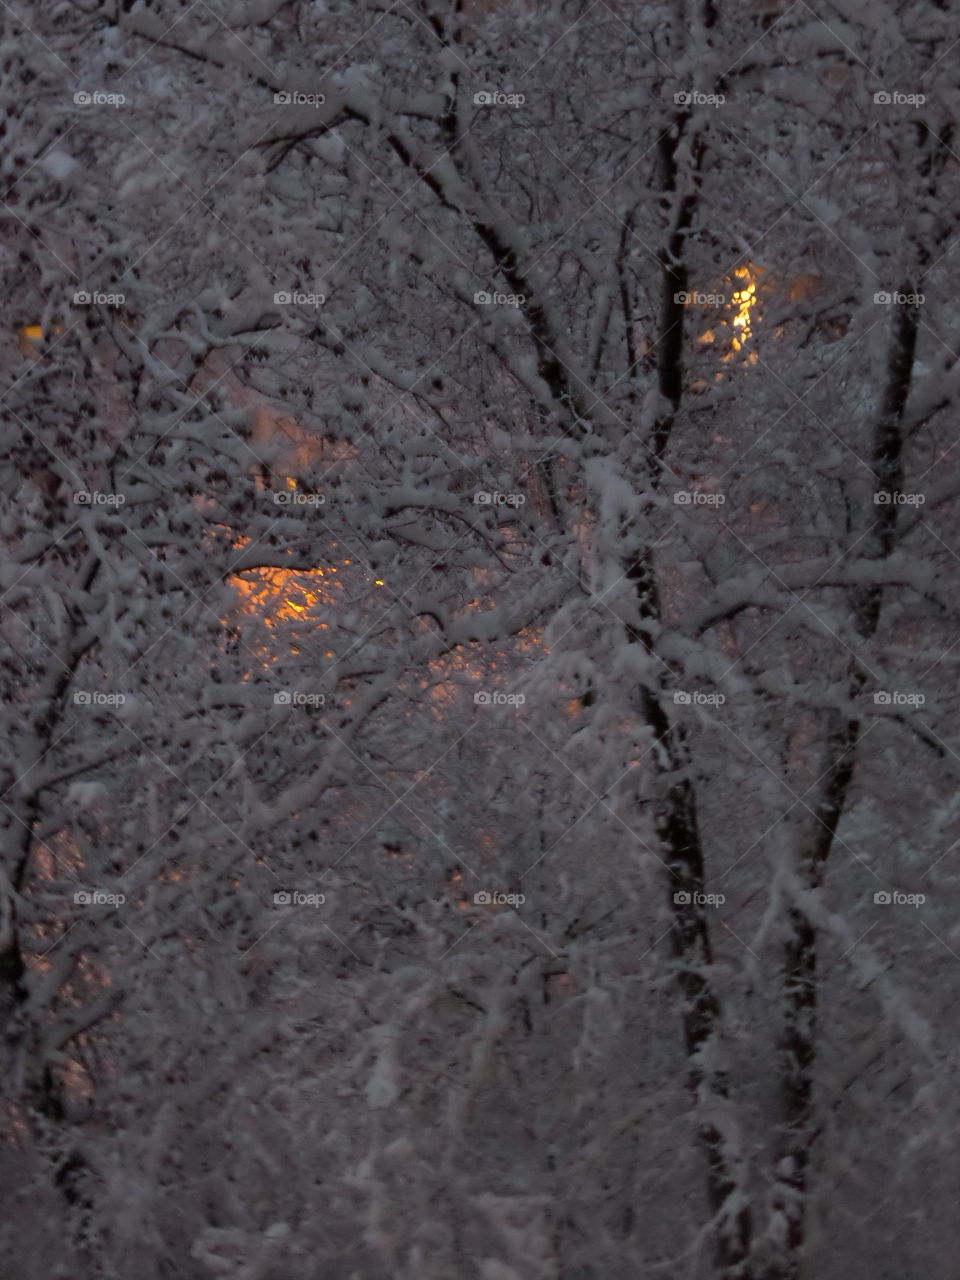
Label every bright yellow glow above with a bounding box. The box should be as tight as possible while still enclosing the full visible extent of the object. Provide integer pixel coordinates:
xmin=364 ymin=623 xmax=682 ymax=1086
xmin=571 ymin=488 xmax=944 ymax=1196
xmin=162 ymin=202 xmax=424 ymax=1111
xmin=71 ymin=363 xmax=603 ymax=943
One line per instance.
xmin=691 ymin=265 xmax=761 ymax=373
xmin=724 ymin=266 xmax=759 ymax=364
xmin=231 ymin=565 xmax=331 ymax=625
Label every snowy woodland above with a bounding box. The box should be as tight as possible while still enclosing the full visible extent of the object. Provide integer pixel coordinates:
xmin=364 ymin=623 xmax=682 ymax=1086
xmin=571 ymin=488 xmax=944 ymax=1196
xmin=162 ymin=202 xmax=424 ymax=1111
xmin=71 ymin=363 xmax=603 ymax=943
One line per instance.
xmin=1 ymin=0 xmax=959 ymax=1276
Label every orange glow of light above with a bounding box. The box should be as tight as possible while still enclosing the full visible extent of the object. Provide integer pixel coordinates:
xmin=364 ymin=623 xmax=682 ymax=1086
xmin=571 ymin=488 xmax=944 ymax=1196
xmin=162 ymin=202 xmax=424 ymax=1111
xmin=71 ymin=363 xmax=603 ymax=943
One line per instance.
xmin=230 ymin=566 xmax=330 ymax=626
xmin=694 ymin=266 xmax=761 ymax=368
xmin=723 ymin=266 xmax=760 ymax=364
xmin=19 ymin=323 xmax=64 ymax=355
xmin=227 ymin=531 xmax=350 ymax=631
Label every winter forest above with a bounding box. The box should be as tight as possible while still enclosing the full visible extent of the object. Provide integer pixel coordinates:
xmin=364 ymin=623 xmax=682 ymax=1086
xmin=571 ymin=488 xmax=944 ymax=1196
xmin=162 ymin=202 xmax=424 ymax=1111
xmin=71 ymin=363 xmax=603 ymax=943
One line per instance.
xmin=1 ymin=0 xmax=959 ymax=1276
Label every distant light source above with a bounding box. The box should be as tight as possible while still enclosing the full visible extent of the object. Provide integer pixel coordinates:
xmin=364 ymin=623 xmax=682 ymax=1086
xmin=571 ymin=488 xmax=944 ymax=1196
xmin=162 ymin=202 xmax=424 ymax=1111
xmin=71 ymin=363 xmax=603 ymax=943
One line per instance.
xmin=727 ymin=266 xmax=759 ymax=363
xmin=18 ymin=323 xmax=63 ymax=355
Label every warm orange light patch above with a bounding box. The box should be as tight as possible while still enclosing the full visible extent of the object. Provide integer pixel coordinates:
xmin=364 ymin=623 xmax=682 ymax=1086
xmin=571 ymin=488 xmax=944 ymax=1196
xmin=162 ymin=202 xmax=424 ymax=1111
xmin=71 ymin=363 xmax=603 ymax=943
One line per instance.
xmin=19 ymin=323 xmax=64 ymax=355
xmin=231 ymin=566 xmax=332 ymax=625
xmin=692 ymin=265 xmax=762 ymax=378
xmin=724 ymin=266 xmax=760 ymax=364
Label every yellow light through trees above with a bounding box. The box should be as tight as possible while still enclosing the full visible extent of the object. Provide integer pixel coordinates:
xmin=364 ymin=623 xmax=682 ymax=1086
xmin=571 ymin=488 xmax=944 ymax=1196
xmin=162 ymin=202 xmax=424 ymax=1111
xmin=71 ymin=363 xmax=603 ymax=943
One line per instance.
xmin=689 ymin=265 xmax=763 ymax=390
xmin=724 ymin=266 xmax=759 ymax=364
xmin=231 ymin=565 xmax=330 ymax=625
